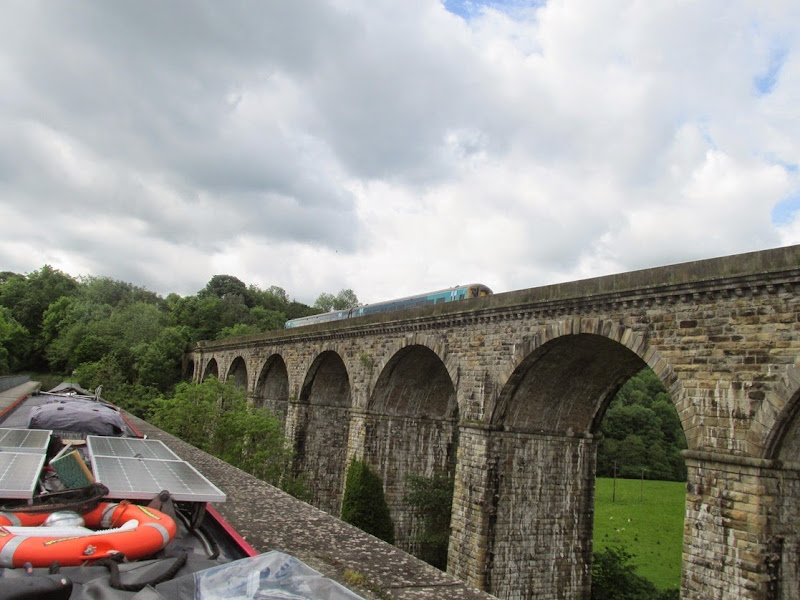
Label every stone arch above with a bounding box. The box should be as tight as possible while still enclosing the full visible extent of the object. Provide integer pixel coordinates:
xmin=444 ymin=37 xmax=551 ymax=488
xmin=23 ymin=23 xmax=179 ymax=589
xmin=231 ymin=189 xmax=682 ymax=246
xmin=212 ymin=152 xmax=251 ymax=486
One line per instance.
xmin=226 ymin=356 xmax=248 ymax=390
xmin=292 ymin=350 xmax=351 ymax=515
xmin=203 ymin=358 xmax=219 ymax=381
xmin=491 ymin=332 xmax=645 ymax=434
xmin=365 ymin=344 xmax=459 ymax=561
xmin=366 ymin=333 xmax=458 ymax=411
xmin=185 ymin=359 xmax=195 ymax=381
xmin=489 ymin=322 xmax=679 ymax=433
xmin=482 ymin=331 xmax=673 ymax=599
xmin=762 ymin=364 xmax=800 ymax=462
xmin=254 ymin=354 xmax=289 ymax=421
xmin=761 ymin=374 xmax=800 ymax=599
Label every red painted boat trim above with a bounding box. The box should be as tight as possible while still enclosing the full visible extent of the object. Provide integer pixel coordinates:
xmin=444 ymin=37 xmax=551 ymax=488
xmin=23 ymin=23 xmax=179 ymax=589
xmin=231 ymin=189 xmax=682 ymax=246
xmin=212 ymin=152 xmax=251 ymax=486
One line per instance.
xmin=0 ymin=393 xmax=31 ymax=421
xmin=205 ymin=504 xmax=259 ymax=556
xmin=120 ymin=411 xmax=143 ymax=437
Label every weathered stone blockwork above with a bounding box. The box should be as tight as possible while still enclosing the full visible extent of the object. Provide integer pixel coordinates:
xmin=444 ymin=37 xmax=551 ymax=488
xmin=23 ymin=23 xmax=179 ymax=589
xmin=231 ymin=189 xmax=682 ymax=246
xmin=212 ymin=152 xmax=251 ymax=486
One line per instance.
xmin=188 ymin=245 xmax=800 ymax=600
xmin=363 ymin=414 xmax=458 ymax=555
xmin=485 ymin=431 xmax=595 ymax=599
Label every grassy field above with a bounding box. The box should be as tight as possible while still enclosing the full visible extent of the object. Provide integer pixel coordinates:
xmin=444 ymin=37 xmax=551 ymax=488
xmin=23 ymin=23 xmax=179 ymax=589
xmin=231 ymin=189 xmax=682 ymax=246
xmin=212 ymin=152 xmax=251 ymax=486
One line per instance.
xmin=593 ymin=477 xmax=685 ymax=592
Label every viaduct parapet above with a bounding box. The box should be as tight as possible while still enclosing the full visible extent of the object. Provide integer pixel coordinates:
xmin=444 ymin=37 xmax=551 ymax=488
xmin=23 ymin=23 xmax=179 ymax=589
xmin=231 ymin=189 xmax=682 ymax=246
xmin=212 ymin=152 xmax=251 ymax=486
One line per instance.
xmin=187 ymin=245 xmax=800 ymax=600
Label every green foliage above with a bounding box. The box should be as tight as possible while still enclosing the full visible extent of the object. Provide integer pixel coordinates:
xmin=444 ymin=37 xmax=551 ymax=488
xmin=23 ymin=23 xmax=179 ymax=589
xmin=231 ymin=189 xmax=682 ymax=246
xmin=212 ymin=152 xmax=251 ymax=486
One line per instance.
xmin=341 ymin=460 xmax=395 ymax=544
xmin=0 ymin=266 xmax=324 ymax=432
xmin=170 ymin=286 xmax=291 ymax=342
xmin=593 ymin=478 xmax=684 ymax=591
xmin=249 ymin=307 xmax=287 ymax=332
xmin=132 ymin=325 xmax=193 ymax=389
xmin=0 ymin=266 xmax=79 ymax=370
xmin=597 ymin=369 xmax=687 ymax=481
xmin=249 ymin=285 xmax=289 ymax=312
xmin=199 ymin=274 xmax=252 ymax=306
xmin=314 ymin=289 xmax=360 ymax=312
xmin=150 ymin=378 xmax=307 ymax=497
xmin=0 ymin=307 xmax=29 ymax=374
xmin=74 ymin=355 xmax=127 ymax=394
xmin=78 ymin=275 xmax=163 ymax=308
xmin=285 ymin=301 xmax=318 ymax=320
xmin=405 ymin=474 xmax=454 ymax=570
xmin=104 ymin=383 xmax=161 ymax=420
xmin=216 ymin=323 xmax=262 ymax=339
xmin=592 ymin=546 xmax=678 ymax=600
xmin=150 ymin=378 xmax=225 ymax=452
xmin=0 ymin=266 xmax=78 ymax=334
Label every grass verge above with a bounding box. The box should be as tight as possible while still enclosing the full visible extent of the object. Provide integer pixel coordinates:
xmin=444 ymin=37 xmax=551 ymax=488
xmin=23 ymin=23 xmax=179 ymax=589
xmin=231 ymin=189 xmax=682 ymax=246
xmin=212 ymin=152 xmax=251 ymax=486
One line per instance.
xmin=593 ymin=477 xmax=684 ymax=592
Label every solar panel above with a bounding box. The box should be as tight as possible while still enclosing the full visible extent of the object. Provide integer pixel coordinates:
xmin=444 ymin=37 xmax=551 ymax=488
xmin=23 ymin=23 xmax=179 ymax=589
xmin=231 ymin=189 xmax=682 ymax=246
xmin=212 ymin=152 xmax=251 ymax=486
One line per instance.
xmin=87 ymin=436 xmax=226 ymax=503
xmin=0 ymin=452 xmax=47 ymax=499
xmin=88 ymin=437 xmax=180 ymax=461
xmin=0 ymin=428 xmax=51 ymax=499
xmin=0 ymin=428 xmax=51 ymax=453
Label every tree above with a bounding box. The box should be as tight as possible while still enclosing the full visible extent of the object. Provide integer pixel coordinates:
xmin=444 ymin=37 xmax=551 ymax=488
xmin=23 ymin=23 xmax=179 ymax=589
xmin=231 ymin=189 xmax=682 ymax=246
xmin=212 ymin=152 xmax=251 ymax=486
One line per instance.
xmin=150 ymin=378 xmax=305 ymax=497
xmin=265 ymin=285 xmax=289 ymax=303
xmin=199 ymin=275 xmax=253 ymax=307
xmin=313 ymin=292 xmax=337 ymax=312
xmin=250 ymin=307 xmax=287 ymax=332
xmin=0 ymin=307 xmax=29 ymax=374
xmin=214 ymin=394 xmax=296 ymax=486
xmin=133 ymin=325 xmax=193 ymax=389
xmin=597 ymin=369 xmax=687 ymax=481
xmin=335 ymin=289 xmax=360 ymax=309
xmin=0 ymin=265 xmax=78 ymax=334
xmin=74 ymin=354 xmax=127 ymax=396
xmin=341 ymin=460 xmax=395 ymax=544
xmin=0 ymin=265 xmax=78 ymax=370
xmin=602 ymin=404 xmax=663 ymax=447
xmin=43 ymin=299 xmax=111 ymax=373
xmin=79 ymin=276 xmax=162 ymax=308
xmin=150 ymin=378 xmax=225 ymax=453
xmin=313 ymin=289 xmax=360 ymax=312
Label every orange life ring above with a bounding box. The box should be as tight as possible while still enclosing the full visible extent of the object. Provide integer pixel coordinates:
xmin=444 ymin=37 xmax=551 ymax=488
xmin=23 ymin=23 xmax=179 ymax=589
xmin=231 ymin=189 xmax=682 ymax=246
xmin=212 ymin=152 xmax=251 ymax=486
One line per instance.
xmin=0 ymin=502 xmax=177 ymax=567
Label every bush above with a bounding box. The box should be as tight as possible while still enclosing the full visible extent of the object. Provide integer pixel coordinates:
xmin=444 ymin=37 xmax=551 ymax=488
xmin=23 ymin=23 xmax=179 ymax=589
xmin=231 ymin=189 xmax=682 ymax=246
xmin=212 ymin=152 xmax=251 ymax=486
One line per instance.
xmin=405 ymin=473 xmax=454 ymax=570
xmin=592 ymin=546 xmax=677 ymax=600
xmin=150 ymin=377 xmax=308 ymax=499
xmin=341 ymin=460 xmax=394 ymax=544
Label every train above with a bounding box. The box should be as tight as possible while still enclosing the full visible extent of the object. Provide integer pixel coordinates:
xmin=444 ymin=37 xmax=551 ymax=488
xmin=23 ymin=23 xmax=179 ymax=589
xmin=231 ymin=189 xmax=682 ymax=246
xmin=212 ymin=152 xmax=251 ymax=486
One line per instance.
xmin=284 ymin=283 xmax=493 ymax=329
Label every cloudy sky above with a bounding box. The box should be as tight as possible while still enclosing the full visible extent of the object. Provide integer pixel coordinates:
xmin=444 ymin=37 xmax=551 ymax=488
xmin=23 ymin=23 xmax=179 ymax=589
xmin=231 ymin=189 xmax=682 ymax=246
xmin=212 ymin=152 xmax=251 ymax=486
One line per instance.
xmin=1 ymin=1 xmax=799 ymax=305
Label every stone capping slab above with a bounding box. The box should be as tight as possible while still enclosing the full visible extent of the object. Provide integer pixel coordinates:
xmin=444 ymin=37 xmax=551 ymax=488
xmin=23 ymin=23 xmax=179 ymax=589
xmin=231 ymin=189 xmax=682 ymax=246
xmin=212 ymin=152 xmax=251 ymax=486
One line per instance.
xmin=126 ymin=414 xmax=497 ymax=600
xmin=683 ymin=449 xmax=800 ymax=472
xmin=194 ymin=244 xmax=800 ymax=352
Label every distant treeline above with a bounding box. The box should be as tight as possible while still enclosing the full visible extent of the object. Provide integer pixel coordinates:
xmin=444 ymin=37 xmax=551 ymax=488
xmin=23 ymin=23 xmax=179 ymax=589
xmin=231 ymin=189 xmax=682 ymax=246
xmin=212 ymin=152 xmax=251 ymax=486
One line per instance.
xmin=0 ymin=266 xmax=322 ymax=413
xmin=597 ymin=368 xmax=687 ymax=482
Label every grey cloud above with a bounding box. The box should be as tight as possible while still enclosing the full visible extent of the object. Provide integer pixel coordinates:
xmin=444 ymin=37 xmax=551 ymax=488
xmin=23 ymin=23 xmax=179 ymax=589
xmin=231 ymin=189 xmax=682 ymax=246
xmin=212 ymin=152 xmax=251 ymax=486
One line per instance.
xmin=2 ymin=0 xmax=366 ymax=255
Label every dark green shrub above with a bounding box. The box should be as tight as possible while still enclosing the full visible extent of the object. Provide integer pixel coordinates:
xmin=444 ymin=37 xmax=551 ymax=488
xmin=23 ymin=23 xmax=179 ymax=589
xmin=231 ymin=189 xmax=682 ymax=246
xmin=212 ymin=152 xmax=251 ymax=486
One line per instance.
xmin=150 ymin=377 xmax=308 ymax=499
xmin=405 ymin=473 xmax=454 ymax=570
xmin=592 ymin=546 xmax=677 ymax=600
xmin=341 ymin=460 xmax=394 ymax=544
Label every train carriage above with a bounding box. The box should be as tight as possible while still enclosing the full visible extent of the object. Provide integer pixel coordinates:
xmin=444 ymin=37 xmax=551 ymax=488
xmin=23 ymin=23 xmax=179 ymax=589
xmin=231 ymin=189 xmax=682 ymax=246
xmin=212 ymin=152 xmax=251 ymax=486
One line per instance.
xmin=284 ymin=283 xmax=492 ymax=329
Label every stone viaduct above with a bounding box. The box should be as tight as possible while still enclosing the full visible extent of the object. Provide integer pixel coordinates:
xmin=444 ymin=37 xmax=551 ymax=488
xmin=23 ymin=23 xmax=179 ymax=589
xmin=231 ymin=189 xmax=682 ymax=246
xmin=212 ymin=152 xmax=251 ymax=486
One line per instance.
xmin=186 ymin=245 xmax=800 ymax=600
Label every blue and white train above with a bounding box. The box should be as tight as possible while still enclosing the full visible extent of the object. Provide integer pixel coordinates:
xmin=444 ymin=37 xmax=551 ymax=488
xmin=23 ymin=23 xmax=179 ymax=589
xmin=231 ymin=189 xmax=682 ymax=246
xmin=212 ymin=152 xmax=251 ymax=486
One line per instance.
xmin=284 ymin=283 xmax=493 ymax=329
